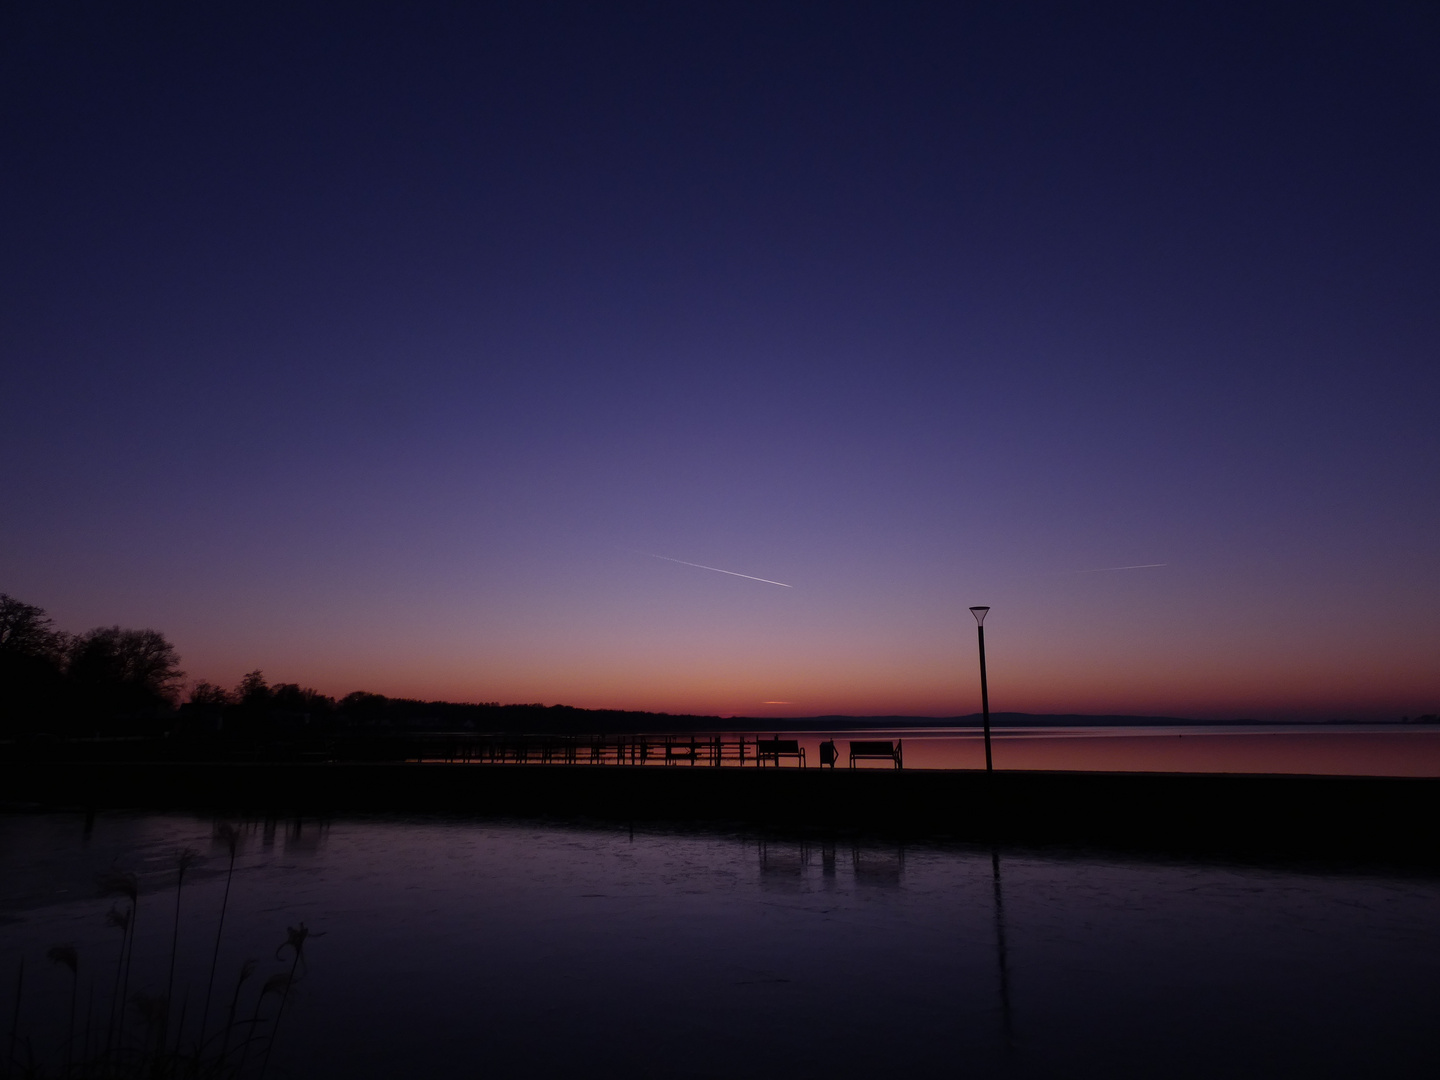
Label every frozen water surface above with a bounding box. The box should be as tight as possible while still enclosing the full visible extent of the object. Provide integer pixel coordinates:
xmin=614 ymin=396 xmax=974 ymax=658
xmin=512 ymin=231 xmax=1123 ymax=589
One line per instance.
xmin=2 ymin=811 xmax=1438 ymax=1078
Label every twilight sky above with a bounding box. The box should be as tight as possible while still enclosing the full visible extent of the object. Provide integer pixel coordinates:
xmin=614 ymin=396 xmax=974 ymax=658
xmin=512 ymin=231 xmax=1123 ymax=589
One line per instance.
xmin=3 ymin=2 xmax=1437 ymax=720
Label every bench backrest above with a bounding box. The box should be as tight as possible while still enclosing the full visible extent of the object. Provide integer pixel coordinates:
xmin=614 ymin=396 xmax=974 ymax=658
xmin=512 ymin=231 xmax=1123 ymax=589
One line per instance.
xmin=756 ymin=739 xmax=802 ymax=755
xmin=850 ymin=740 xmax=897 ymax=757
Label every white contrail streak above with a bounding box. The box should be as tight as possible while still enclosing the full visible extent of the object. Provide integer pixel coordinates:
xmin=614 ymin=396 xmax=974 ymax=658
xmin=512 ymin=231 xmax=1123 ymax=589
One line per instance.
xmin=642 ymin=553 xmax=792 ymax=588
xmin=1075 ymin=563 xmax=1168 ymax=573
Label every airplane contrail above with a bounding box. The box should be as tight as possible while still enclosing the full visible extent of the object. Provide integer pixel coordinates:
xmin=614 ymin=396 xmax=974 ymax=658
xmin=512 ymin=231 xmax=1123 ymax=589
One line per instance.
xmin=641 ymin=552 xmax=793 ymax=588
xmin=1075 ymin=563 xmax=1168 ymax=573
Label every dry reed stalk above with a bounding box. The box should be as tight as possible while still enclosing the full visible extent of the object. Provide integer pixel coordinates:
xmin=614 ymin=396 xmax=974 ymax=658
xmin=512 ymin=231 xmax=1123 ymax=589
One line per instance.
xmin=197 ymin=824 xmax=238 ymax=1053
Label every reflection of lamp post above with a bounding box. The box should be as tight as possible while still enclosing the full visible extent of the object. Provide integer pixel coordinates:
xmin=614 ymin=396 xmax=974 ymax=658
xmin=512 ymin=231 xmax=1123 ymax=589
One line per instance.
xmin=970 ymin=606 xmax=992 ymax=773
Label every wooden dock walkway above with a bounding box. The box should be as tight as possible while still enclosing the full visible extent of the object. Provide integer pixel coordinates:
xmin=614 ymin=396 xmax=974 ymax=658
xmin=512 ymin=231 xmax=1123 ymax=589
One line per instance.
xmin=417 ymin=733 xmax=829 ymax=767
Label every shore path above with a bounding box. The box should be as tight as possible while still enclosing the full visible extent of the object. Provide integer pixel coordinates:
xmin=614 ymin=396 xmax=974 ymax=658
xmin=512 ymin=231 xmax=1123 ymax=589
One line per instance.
xmin=4 ymin=760 xmax=1438 ymax=871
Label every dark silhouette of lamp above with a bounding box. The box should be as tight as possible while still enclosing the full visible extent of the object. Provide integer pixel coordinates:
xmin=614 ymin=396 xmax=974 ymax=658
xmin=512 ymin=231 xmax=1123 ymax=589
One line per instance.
xmin=970 ymin=606 xmax=993 ymax=772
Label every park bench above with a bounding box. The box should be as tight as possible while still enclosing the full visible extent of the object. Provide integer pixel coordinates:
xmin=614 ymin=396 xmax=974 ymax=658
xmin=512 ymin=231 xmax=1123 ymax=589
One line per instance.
xmin=849 ymin=739 xmax=903 ymax=769
xmin=754 ymin=737 xmax=806 ymax=767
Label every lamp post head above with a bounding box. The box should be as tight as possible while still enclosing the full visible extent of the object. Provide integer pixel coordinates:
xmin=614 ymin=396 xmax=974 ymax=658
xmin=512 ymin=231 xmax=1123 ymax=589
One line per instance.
xmin=969 ymin=606 xmax=990 ymax=626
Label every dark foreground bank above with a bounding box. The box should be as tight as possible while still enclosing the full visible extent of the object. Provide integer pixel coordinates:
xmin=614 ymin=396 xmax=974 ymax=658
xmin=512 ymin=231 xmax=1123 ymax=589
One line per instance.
xmin=4 ymin=761 xmax=1438 ymax=870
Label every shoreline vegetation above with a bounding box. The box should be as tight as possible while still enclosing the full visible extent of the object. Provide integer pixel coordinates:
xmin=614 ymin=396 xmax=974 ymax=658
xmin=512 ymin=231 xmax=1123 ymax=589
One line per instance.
xmin=3 ymin=822 xmax=315 ymax=1080
xmin=4 ymin=594 xmax=1436 ymax=747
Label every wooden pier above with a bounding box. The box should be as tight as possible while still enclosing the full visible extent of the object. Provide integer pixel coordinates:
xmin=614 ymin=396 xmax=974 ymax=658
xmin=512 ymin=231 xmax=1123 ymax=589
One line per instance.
xmin=412 ymin=733 xmax=821 ymax=767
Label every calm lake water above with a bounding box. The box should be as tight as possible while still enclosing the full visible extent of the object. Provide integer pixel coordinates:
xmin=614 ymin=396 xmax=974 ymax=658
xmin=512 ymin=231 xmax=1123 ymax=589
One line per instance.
xmin=3 ymin=811 xmax=1438 ymax=1078
xmin=749 ymin=724 xmax=1440 ymax=775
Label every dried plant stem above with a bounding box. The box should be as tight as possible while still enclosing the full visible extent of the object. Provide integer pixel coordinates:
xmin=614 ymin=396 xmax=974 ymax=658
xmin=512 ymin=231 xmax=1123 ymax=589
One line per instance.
xmin=166 ymin=849 xmax=197 ymax=1052
xmin=234 ymin=986 xmax=268 ymax=1079
xmin=5 ymin=959 xmax=21 ymax=1080
xmin=171 ymin=989 xmax=188 ymax=1062
xmin=83 ymin=980 xmax=95 ymax=1065
xmin=117 ymin=899 xmax=136 ymax=1054
xmin=258 ymin=959 xmax=300 ymax=1080
xmin=198 ymin=831 xmax=237 ymax=1050
xmin=216 ymin=961 xmax=253 ymax=1070
xmin=65 ymin=966 xmax=75 ymax=1075
xmin=105 ymin=917 xmax=124 ymax=1059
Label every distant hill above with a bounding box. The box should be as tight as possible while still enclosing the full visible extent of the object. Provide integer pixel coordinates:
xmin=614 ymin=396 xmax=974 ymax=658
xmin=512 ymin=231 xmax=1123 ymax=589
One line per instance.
xmin=164 ymin=692 xmax=1393 ymax=736
xmin=439 ymin=707 xmax=1223 ymax=733
xmin=404 ymin=707 xmax=1256 ymax=734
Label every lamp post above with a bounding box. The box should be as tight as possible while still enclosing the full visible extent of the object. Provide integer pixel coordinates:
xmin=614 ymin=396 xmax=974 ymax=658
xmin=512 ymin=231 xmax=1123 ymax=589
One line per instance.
xmin=970 ymin=606 xmax=992 ymax=772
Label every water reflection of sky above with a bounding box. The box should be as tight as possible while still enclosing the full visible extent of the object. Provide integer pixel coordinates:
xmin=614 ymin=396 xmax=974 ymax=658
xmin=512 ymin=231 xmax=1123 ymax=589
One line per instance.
xmin=3 ymin=813 xmax=1439 ymax=1078
xmin=723 ymin=725 xmax=1440 ymax=775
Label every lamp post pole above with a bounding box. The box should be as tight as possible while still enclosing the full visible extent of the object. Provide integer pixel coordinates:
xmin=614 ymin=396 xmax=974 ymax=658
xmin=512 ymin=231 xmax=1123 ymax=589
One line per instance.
xmin=970 ymin=606 xmax=992 ymax=773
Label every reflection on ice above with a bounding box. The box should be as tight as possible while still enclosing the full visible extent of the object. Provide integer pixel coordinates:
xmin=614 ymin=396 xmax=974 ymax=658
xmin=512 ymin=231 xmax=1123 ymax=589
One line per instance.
xmin=851 ymin=844 xmax=904 ymax=887
xmin=2 ymin=812 xmax=1438 ymax=1079
xmin=991 ymin=846 xmax=1016 ymax=1050
xmin=756 ymin=839 xmax=906 ymax=889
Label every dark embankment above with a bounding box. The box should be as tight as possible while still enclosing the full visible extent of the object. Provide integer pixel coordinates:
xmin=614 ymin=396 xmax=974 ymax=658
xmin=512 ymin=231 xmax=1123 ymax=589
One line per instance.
xmin=3 ymin=760 xmax=1438 ymax=871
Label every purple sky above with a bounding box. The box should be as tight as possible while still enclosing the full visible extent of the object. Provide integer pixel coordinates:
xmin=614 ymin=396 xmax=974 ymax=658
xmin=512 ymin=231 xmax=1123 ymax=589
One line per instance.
xmin=3 ymin=2 xmax=1437 ymax=720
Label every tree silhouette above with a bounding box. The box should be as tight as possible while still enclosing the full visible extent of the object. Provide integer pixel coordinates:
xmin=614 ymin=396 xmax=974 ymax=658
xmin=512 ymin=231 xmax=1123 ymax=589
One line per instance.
xmin=66 ymin=626 xmax=185 ymax=720
xmin=0 ymin=594 xmax=66 ymax=657
xmin=188 ymin=681 xmax=234 ymax=709
xmin=237 ymin=670 xmax=270 ymax=707
xmin=0 ymin=594 xmax=69 ymax=734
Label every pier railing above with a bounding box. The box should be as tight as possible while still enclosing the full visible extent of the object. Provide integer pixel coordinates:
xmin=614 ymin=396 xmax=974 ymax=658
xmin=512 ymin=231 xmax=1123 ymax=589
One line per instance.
xmin=416 ymin=733 xmax=805 ymax=767
xmin=1 ymin=732 xmax=908 ymax=768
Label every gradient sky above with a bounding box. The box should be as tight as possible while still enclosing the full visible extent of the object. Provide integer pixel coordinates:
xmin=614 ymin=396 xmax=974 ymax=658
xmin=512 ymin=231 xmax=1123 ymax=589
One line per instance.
xmin=3 ymin=2 xmax=1437 ymax=720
